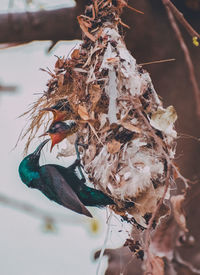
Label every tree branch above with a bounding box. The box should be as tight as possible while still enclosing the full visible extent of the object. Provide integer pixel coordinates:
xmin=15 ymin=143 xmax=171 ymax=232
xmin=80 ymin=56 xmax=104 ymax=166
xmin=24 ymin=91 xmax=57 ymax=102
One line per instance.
xmin=163 ymin=0 xmax=200 ymax=38
xmin=0 ymin=192 xmax=82 ymax=224
xmin=0 ymin=7 xmax=82 ymax=43
xmin=0 ymin=83 xmax=17 ymax=92
xmin=162 ymin=0 xmax=200 ymax=119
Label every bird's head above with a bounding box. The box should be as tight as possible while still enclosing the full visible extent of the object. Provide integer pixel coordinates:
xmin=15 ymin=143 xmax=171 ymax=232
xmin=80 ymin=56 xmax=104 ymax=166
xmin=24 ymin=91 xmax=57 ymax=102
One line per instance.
xmin=40 ymin=121 xmax=78 ymax=152
xmin=23 ymin=139 xmax=50 ymax=167
xmin=18 ymin=139 xmax=50 ymax=186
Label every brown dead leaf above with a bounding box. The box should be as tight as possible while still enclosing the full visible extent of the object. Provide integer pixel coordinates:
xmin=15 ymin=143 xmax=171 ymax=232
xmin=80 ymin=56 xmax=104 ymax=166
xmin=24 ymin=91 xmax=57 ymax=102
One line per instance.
xmin=171 ymin=194 xmax=188 ymax=232
xmin=151 ymin=256 xmax=165 ymax=275
xmin=107 ymin=139 xmax=121 ymax=154
xmin=121 ymin=122 xmax=141 ymax=133
xmin=77 ymin=16 xmax=96 ymax=42
xmin=78 ymin=105 xmax=90 ymax=120
xmin=89 ymin=84 xmax=102 ymax=110
xmin=55 ymin=57 xmax=65 ymax=69
xmin=150 ymin=105 xmax=177 ymax=134
xmin=71 ymin=49 xmax=80 ymax=60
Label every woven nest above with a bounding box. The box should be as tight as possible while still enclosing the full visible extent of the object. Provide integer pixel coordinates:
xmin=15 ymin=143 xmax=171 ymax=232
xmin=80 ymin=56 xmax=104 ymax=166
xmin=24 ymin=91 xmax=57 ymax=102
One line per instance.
xmin=22 ymin=0 xmax=179 ymax=229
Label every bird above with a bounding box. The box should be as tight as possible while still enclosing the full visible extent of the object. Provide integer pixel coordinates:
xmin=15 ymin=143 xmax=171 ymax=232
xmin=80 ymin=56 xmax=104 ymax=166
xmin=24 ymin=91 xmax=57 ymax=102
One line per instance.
xmin=40 ymin=120 xmax=78 ymax=151
xmin=41 ymin=99 xmax=74 ymax=123
xmin=18 ymin=139 xmax=115 ymax=218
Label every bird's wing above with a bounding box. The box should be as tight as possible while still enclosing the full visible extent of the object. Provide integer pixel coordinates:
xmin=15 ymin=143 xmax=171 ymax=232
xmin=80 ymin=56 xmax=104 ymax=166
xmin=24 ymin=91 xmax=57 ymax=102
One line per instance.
xmin=42 ymin=165 xmax=92 ymax=218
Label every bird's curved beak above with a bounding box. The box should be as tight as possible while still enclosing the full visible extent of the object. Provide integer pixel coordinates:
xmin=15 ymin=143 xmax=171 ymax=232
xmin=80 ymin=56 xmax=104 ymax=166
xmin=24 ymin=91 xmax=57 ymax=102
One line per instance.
xmin=33 ymin=139 xmax=50 ymax=157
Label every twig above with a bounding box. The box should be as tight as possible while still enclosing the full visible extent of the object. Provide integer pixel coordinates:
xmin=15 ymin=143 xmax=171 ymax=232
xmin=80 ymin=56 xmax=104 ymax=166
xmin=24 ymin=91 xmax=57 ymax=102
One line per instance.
xmin=162 ymin=0 xmax=200 ymax=39
xmin=126 ymin=4 xmax=144 ymax=15
xmin=96 ymin=211 xmax=113 ymax=275
xmin=0 ymin=84 xmax=17 ymax=92
xmin=0 ymin=193 xmax=84 ymax=224
xmin=162 ymin=0 xmax=200 ymax=119
xmin=139 ymin=58 xmax=175 ymax=66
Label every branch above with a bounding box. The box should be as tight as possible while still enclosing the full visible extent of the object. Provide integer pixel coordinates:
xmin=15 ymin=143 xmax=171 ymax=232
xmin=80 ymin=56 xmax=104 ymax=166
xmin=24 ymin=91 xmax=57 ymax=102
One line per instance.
xmin=163 ymin=0 xmax=200 ymax=39
xmin=162 ymin=0 xmax=200 ymax=119
xmin=0 ymin=192 xmax=83 ymax=224
xmin=0 ymin=7 xmax=82 ymax=44
xmin=0 ymin=84 xmax=17 ymax=92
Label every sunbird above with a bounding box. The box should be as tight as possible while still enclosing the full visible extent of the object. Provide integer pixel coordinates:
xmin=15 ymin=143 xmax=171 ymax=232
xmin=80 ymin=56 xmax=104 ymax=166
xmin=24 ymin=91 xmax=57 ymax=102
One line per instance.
xmin=40 ymin=121 xmax=78 ymax=151
xmin=18 ymin=139 xmax=115 ymax=217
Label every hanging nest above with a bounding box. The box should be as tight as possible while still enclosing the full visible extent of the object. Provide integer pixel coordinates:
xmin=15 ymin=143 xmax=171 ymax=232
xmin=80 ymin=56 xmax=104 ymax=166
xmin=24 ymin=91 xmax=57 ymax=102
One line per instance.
xmin=21 ymin=0 xmax=183 ymax=230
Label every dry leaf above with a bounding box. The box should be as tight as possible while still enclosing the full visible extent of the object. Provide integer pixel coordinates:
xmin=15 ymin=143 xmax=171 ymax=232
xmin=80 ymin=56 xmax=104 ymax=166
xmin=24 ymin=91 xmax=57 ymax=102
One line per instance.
xmin=150 ymin=105 xmax=177 ymax=134
xmin=107 ymin=139 xmax=121 ymax=154
xmin=121 ymin=122 xmax=141 ymax=133
xmin=55 ymin=57 xmax=65 ymax=69
xmin=89 ymin=84 xmax=102 ymax=110
xmin=78 ymin=105 xmax=90 ymax=120
xmin=171 ymin=194 xmax=188 ymax=232
xmin=77 ymin=16 xmax=96 ymax=42
xmin=71 ymin=49 xmax=80 ymax=60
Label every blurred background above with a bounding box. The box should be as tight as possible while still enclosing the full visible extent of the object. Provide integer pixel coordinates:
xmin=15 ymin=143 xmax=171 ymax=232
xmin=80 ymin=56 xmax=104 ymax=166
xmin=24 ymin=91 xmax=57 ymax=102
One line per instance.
xmin=0 ymin=0 xmax=200 ymax=274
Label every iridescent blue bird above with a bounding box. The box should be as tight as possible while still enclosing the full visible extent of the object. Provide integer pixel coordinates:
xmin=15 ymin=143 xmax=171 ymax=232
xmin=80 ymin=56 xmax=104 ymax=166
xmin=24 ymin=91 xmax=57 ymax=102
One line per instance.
xmin=18 ymin=139 xmax=115 ymax=217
